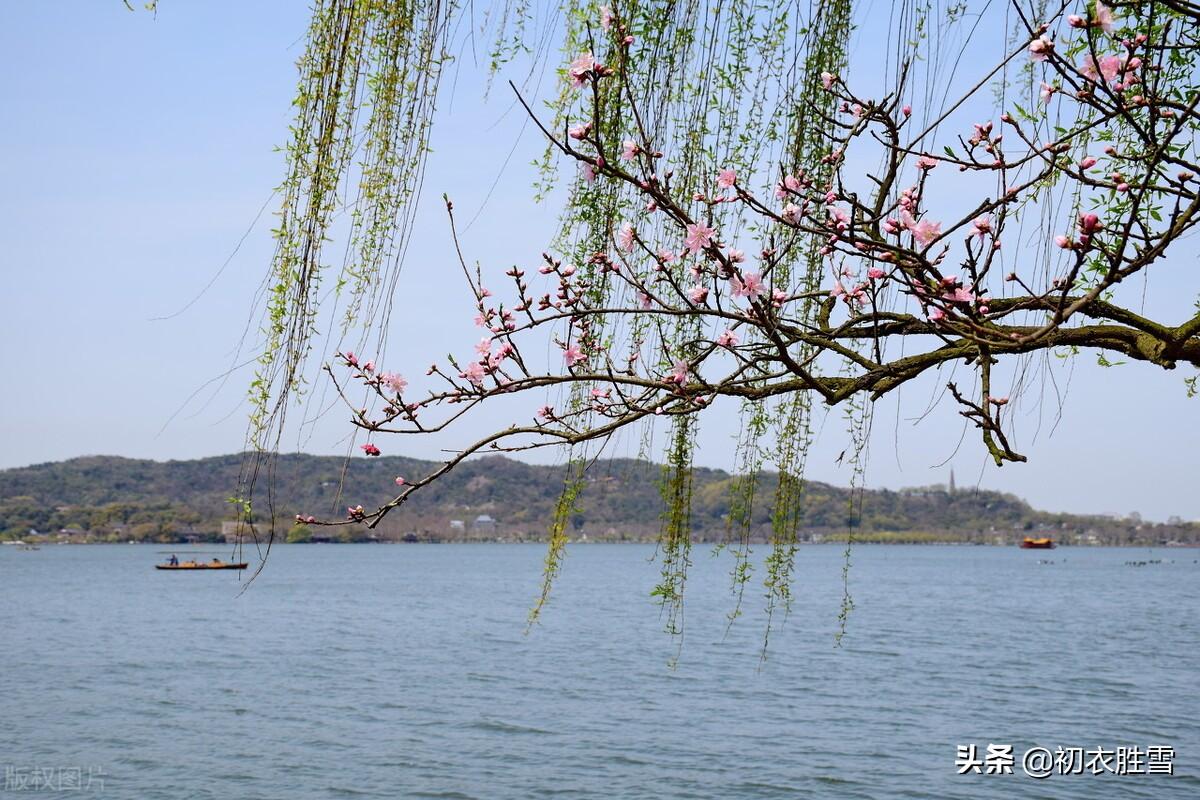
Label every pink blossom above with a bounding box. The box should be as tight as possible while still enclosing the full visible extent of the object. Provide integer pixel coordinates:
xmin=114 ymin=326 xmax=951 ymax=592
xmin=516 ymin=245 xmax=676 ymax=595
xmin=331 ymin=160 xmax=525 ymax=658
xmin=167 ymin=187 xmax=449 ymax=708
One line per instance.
xmin=716 ymin=329 xmax=739 ymax=348
xmin=902 ymin=105 xmax=912 ymax=117
xmin=488 ymin=347 xmax=509 ymax=369
xmin=1080 ymin=155 xmax=1098 ymax=170
xmin=717 ymin=168 xmax=737 ymax=189
xmin=771 ymin=289 xmax=787 ymax=307
xmin=568 ymin=122 xmax=592 ymax=140
xmin=394 ymin=476 xmax=406 ymax=486
xmin=1055 ymin=235 xmax=1073 ymax=249
xmin=916 ymin=155 xmax=938 ymax=171
xmin=537 ymin=405 xmax=554 ymax=420
xmin=820 ymin=71 xmax=835 ymax=90
xmin=687 ymin=285 xmax=709 ymax=304
xmin=972 ymin=215 xmax=992 ymax=238
xmin=568 ymin=52 xmax=597 ymax=88
xmin=668 ymin=360 xmax=689 ymax=385
xmin=730 ymin=271 xmax=764 ymax=300
xmin=1081 ymin=55 xmax=1121 ymax=83
xmin=344 ymin=351 xmax=359 ymax=367
xmin=867 ymin=267 xmax=886 ymax=280
xmin=460 ymin=361 xmax=485 ymax=386
xmin=1028 ymin=36 xmax=1054 ymax=62
xmin=1094 ymin=0 xmax=1115 ymax=33
xmin=618 ymin=221 xmax=635 ymax=252
xmin=562 ymin=343 xmax=586 ymax=367
xmin=656 ymin=248 xmax=677 ymax=264
xmin=774 ymin=174 xmax=801 ymax=199
xmin=1068 ymin=14 xmax=1086 ymax=28
xmin=781 ymin=203 xmax=801 ymax=224
xmin=910 ymin=219 xmax=942 ymax=247
xmin=942 ymin=285 xmax=975 ymax=304
xmin=581 ymin=163 xmax=597 ymax=184
xmin=684 ymin=222 xmax=716 ymax=254
xmin=362 ymin=360 xmax=375 ymax=373
xmin=360 ymin=443 xmax=381 ymax=457
xmin=600 ymin=5 xmax=614 ymax=30
xmin=637 ymin=292 xmax=653 ymax=309
xmin=381 ymin=372 xmax=408 ymax=394
xmin=988 ymin=395 xmax=1010 ymax=406
xmin=474 ymin=337 xmax=492 ymax=357
xmin=1040 ymin=82 xmax=1055 ymax=104
xmin=928 ymin=306 xmax=946 ymax=322
xmin=621 ymin=140 xmax=639 ymax=161
xmin=726 ymin=248 xmax=745 ymax=263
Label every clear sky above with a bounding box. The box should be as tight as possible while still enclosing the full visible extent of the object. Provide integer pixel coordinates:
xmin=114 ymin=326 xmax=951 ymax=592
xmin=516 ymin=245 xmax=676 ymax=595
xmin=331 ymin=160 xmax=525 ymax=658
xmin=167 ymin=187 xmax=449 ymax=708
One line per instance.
xmin=1 ymin=1 xmax=1197 ymax=521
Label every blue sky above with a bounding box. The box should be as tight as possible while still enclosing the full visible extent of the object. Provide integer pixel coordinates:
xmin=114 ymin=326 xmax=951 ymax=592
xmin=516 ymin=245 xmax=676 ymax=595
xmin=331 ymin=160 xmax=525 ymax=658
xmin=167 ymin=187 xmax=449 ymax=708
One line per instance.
xmin=1 ymin=1 xmax=1197 ymax=521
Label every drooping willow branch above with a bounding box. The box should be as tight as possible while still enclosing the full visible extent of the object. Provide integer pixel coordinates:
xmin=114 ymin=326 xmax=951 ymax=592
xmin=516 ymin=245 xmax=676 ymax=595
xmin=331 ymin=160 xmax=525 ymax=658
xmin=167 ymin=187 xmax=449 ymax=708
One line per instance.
xmin=246 ymin=0 xmax=1198 ymax=642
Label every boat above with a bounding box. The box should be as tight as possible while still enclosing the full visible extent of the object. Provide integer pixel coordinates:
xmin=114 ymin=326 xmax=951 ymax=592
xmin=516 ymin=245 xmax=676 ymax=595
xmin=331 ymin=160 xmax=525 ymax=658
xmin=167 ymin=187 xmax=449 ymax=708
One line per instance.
xmin=4 ymin=540 xmax=39 ymax=549
xmin=1019 ymin=537 xmax=1056 ymax=550
xmin=156 ymin=560 xmax=248 ymax=570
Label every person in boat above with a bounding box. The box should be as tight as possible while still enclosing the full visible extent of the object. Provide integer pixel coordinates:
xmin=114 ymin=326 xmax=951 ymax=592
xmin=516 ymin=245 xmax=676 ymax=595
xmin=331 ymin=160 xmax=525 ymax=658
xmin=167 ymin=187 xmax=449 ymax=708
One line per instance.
xmin=169 ymin=554 xmax=179 ymax=566
xmin=211 ymin=557 xmax=222 ymax=565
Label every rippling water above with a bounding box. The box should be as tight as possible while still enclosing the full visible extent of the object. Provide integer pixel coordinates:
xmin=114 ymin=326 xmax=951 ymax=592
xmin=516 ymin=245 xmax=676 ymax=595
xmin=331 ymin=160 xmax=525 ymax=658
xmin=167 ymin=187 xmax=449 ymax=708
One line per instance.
xmin=1 ymin=544 xmax=1197 ymax=798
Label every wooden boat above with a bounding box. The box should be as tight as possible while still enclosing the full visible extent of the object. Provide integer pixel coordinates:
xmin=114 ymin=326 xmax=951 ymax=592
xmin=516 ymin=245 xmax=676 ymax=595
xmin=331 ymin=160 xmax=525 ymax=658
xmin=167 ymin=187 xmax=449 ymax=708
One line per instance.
xmin=156 ymin=560 xmax=248 ymax=570
xmin=1019 ymin=537 xmax=1056 ymax=550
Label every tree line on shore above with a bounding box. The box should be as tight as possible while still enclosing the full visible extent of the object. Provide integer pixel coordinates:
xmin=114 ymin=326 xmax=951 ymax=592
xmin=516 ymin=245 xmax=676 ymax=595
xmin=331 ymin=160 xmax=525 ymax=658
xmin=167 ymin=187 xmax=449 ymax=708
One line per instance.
xmin=0 ymin=453 xmax=1193 ymax=546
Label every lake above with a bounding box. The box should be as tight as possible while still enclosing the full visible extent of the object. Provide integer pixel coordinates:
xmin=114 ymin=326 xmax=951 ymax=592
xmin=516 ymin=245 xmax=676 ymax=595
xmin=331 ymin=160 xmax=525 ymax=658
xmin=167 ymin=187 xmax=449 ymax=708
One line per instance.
xmin=1 ymin=543 xmax=1197 ymax=798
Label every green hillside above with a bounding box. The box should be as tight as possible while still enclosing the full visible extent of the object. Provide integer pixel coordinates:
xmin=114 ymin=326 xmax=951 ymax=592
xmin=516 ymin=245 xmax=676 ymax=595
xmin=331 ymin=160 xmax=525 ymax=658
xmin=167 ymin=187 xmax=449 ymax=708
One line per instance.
xmin=0 ymin=453 xmax=1193 ymax=546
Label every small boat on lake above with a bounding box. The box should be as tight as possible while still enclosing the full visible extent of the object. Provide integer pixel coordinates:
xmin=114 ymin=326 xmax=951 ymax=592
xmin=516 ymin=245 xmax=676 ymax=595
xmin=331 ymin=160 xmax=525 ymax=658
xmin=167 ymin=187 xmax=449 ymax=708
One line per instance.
xmin=156 ymin=559 xmax=247 ymax=571
xmin=1019 ymin=537 xmax=1056 ymax=550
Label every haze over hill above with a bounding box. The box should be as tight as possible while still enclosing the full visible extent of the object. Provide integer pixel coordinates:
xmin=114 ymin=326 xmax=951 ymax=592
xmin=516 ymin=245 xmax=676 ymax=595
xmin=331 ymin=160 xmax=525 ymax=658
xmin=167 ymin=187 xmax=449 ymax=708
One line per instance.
xmin=0 ymin=454 xmax=1194 ymax=546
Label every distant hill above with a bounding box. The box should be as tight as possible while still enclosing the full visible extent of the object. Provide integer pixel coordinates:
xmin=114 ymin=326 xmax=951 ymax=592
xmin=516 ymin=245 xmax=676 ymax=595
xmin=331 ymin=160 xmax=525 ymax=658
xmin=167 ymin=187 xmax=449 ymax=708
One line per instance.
xmin=0 ymin=453 xmax=1194 ymax=546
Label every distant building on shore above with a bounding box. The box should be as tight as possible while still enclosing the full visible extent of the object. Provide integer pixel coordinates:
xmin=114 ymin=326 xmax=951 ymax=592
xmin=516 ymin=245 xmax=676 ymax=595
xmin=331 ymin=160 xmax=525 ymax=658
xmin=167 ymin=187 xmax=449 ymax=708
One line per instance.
xmin=472 ymin=515 xmax=497 ymax=535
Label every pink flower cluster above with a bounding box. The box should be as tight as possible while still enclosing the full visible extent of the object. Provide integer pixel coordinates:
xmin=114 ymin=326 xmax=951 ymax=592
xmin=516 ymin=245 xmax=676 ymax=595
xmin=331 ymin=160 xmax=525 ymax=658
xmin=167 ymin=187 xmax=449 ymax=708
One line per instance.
xmin=568 ymin=53 xmax=598 ymax=89
xmin=1055 ymin=212 xmax=1105 ymax=250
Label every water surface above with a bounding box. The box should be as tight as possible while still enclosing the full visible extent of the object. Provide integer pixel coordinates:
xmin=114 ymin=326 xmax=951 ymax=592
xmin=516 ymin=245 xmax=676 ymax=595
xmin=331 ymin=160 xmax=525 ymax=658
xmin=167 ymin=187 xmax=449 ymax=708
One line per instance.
xmin=1 ymin=544 xmax=1196 ymax=798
